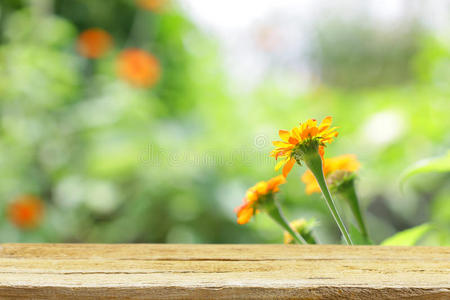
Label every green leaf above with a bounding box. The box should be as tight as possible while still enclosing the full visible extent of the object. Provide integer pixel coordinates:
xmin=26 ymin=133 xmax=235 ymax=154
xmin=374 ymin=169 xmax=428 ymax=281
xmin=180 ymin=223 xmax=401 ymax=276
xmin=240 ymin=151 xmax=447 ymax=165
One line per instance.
xmin=401 ymin=151 xmax=450 ymax=185
xmin=381 ymin=223 xmax=432 ymax=246
xmin=349 ymin=224 xmax=372 ymax=245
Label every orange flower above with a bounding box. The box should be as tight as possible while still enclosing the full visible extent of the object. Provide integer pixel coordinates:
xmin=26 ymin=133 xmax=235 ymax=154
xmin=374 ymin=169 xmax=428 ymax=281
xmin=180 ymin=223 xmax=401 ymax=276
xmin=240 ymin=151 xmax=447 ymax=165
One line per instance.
xmin=301 ymin=154 xmax=360 ymax=194
xmin=235 ymin=175 xmax=286 ymax=224
xmin=7 ymin=195 xmax=44 ymax=229
xmin=77 ymin=28 xmax=112 ymax=59
xmin=137 ymin=0 xmax=168 ymax=12
xmin=117 ymin=48 xmax=161 ymax=88
xmin=270 ymin=117 xmax=338 ymax=177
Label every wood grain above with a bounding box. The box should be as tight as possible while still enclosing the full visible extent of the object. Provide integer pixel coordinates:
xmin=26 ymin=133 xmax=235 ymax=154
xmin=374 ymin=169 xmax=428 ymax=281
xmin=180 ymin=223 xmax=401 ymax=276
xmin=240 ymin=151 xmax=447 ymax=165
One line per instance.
xmin=0 ymin=244 xmax=448 ymax=299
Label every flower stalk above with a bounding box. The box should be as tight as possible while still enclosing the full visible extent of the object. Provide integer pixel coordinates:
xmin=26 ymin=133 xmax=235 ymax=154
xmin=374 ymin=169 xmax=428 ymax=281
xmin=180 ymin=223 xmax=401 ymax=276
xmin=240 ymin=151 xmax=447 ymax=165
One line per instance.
xmin=284 ymin=219 xmax=318 ymax=244
xmin=303 ymin=150 xmax=353 ymax=245
xmin=262 ymin=198 xmax=308 ymax=245
xmin=336 ymin=178 xmax=369 ymax=240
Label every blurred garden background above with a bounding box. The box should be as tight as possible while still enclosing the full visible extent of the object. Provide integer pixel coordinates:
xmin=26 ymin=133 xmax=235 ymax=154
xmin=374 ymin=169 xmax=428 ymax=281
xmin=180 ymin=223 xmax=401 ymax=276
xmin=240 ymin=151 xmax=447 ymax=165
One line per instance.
xmin=0 ymin=0 xmax=449 ymax=245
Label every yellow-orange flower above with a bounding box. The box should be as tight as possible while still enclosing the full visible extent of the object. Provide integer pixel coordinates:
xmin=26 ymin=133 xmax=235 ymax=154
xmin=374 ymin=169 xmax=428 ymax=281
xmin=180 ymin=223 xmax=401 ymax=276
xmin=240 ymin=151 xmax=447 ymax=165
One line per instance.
xmin=270 ymin=117 xmax=338 ymax=177
xmin=235 ymin=175 xmax=286 ymax=224
xmin=7 ymin=195 xmax=44 ymax=229
xmin=117 ymin=48 xmax=161 ymax=88
xmin=77 ymin=28 xmax=112 ymax=59
xmin=301 ymin=154 xmax=360 ymax=194
xmin=284 ymin=219 xmax=307 ymax=244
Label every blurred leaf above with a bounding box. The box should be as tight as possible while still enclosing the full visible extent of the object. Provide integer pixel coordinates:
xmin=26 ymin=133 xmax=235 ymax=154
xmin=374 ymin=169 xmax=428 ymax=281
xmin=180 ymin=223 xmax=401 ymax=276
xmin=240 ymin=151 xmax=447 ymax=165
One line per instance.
xmin=401 ymin=151 xmax=450 ymax=185
xmin=381 ymin=223 xmax=432 ymax=246
xmin=431 ymin=190 xmax=450 ymax=226
xmin=349 ymin=224 xmax=372 ymax=245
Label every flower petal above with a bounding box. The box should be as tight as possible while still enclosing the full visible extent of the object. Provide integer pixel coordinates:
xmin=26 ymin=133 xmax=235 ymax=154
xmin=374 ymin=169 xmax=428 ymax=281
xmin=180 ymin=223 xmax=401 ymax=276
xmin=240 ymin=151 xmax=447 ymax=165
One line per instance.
xmin=267 ymin=175 xmax=286 ymax=190
xmin=291 ymin=127 xmax=301 ymax=140
xmin=255 ymin=182 xmax=268 ymax=195
xmin=288 ymin=137 xmax=299 ymax=144
xmin=237 ymin=207 xmax=254 ymax=224
xmin=278 ymin=130 xmax=290 ymax=142
xmin=301 ymin=170 xmax=321 ymax=194
xmin=318 ymin=146 xmax=325 ymax=159
xmin=320 ymin=116 xmax=332 ymax=127
xmin=275 ymin=156 xmax=290 ymax=171
xmin=282 ymin=157 xmax=296 ymax=177
xmin=272 ymin=141 xmax=292 ymax=148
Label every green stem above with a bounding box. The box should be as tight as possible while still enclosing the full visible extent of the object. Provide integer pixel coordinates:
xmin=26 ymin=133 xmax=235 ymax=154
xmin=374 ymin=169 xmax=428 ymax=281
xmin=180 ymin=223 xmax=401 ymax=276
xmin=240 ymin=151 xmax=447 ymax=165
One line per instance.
xmin=338 ymin=180 xmax=369 ymax=240
xmin=302 ymin=231 xmax=318 ymax=244
xmin=264 ymin=200 xmax=308 ymax=245
xmin=304 ymin=152 xmax=353 ymax=245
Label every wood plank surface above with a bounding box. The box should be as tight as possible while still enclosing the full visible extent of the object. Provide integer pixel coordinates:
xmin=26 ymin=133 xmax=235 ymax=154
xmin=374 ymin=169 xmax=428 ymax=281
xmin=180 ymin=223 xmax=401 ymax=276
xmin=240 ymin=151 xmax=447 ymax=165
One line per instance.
xmin=0 ymin=244 xmax=448 ymax=299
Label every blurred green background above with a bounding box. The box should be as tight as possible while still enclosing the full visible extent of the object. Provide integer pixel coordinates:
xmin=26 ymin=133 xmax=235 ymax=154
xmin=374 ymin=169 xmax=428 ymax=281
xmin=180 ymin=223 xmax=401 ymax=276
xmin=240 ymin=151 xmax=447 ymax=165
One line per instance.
xmin=0 ymin=0 xmax=448 ymax=245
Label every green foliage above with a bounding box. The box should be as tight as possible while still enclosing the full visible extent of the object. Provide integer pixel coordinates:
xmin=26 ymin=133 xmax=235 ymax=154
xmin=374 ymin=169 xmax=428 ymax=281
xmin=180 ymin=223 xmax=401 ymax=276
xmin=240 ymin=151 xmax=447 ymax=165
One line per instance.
xmin=0 ymin=1 xmax=448 ymax=245
xmin=381 ymin=223 xmax=432 ymax=246
xmin=401 ymin=151 xmax=450 ymax=185
xmin=349 ymin=224 xmax=372 ymax=245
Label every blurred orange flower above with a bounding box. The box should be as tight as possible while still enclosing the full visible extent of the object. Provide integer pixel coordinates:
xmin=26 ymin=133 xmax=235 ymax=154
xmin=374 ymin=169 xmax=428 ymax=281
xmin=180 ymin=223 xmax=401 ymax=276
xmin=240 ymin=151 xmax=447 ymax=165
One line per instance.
xmin=271 ymin=117 xmax=338 ymax=177
xmin=235 ymin=175 xmax=286 ymax=224
xmin=137 ymin=0 xmax=168 ymax=12
xmin=77 ymin=28 xmax=112 ymax=59
xmin=284 ymin=219 xmax=307 ymax=244
xmin=301 ymin=154 xmax=361 ymax=194
xmin=117 ymin=48 xmax=161 ymax=88
xmin=7 ymin=195 xmax=44 ymax=229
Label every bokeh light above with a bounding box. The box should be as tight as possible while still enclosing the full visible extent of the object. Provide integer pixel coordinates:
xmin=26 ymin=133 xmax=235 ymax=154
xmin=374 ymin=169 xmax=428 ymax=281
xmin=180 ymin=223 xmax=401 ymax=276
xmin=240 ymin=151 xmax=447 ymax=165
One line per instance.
xmin=137 ymin=0 xmax=169 ymax=12
xmin=77 ymin=28 xmax=113 ymax=59
xmin=7 ymin=195 xmax=44 ymax=230
xmin=117 ymin=48 xmax=161 ymax=88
